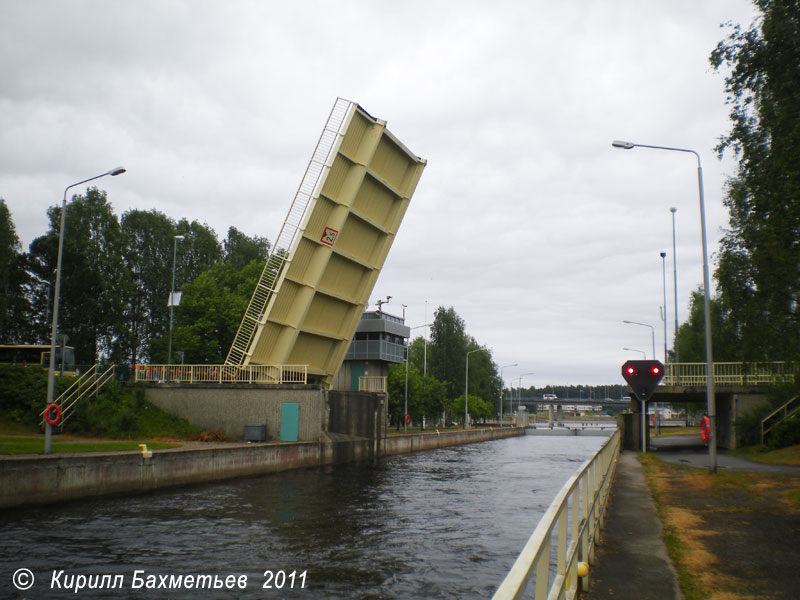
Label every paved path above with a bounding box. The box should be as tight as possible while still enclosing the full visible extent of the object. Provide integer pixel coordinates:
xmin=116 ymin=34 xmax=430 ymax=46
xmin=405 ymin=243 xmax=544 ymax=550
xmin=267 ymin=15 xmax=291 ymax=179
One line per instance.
xmin=587 ymin=450 xmax=681 ymax=599
xmin=651 ymin=434 xmax=800 ymax=474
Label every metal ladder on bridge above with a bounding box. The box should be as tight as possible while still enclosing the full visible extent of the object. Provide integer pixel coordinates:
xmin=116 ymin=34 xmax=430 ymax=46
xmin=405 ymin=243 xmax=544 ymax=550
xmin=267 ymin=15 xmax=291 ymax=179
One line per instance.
xmin=760 ymin=394 xmax=800 ymax=445
xmin=224 ymin=97 xmax=353 ymax=367
xmin=40 ymin=364 xmax=117 ymax=430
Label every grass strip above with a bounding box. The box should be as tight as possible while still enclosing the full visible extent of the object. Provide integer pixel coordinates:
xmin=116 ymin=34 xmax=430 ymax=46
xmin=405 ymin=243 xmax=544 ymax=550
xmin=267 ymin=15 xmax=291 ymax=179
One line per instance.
xmin=0 ymin=435 xmax=179 ymax=455
xmin=639 ymin=453 xmax=711 ymax=600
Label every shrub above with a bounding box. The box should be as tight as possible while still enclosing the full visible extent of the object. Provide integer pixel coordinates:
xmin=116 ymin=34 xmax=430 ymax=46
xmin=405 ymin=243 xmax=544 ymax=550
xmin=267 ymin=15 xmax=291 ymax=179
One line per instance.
xmin=765 ymin=414 xmax=800 ymax=450
xmin=0 ymin=364 xmax=75 ymax=428
xmin=735 ymin=402 xmax=776 ymax=447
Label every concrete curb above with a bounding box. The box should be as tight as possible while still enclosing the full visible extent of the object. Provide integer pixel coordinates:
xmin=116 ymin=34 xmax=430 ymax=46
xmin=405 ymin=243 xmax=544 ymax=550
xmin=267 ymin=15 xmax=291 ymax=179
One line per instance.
xmin=588 ymin=451 xmax=681 ymax=600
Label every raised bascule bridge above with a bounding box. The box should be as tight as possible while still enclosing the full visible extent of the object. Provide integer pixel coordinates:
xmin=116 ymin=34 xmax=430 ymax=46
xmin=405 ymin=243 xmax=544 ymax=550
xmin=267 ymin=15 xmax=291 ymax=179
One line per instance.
xmin=64 ymin=98 xmax=427 ymax=444
xmin=224 ymin=98 xmax=426 ymax=387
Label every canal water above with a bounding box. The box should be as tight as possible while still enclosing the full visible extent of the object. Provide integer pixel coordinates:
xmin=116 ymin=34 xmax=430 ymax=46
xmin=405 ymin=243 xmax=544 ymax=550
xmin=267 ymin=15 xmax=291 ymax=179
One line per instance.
xmin=1 ymin=435 xmax=605 ymax=599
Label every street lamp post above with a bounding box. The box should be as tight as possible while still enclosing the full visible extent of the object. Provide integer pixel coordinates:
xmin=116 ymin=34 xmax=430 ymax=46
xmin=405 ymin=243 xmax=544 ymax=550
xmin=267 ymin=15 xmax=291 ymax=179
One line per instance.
xmin=168 ymin=234 xmax=185 ymax=368
xmin=623 ymin=347 xmax=646 ymax=359
xmin=613 ymin=140 xmax=716 ymax=473
xmin=465 ymin=348 xmax=487 ymax=430
xmin=660 ymin=252 xmax=668 ymax=363
xmin=518 ymin=372 xmax=535 ymax=413
xmin=499 ymin=363 xmax=518 ymax=425
xmin=45 ymin=167 xmax=126 ymax=454
xmin=406 ymin=323 xmax=431 ymax=432
xmin=670 ymin=207 xmax=680 ymax=365
xmin=623 ymin=320 xmax=655 ymax=359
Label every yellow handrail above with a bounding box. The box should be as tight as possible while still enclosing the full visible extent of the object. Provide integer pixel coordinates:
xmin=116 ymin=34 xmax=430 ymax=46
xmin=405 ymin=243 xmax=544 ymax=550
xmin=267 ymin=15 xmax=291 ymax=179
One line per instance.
xmin=661 ymin=362 xmax=798 ymax=387
xmin=134 ymin=364 xmax=308 ymax=385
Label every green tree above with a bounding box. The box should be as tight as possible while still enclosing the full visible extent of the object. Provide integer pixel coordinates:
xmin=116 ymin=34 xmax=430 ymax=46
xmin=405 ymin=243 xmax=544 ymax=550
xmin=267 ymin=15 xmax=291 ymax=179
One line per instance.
xmin=673 ymin=289 xmax=739 ymax=363
xmin=710 ymin=0 xmax=800 ymax=361
xmin=223 ymin=226 xmax=270 ymax=270
xmin=387 ymin=362 xmax=423 ymax=427
xmin=0 ymin=199 xmax=30 ymax=342
xmin=465 ymin=339 xmax=500 ymax=411
xmin=28 ymin=188 xmax=126 ymax=363
xmin=452 ymin=394 xmax=493 ymax=424
xmin=169 ymin=259 xmax=263 ymax=363
xmin=175 ymin=219 xmax=223 ymax=288
xmin=427 ymin=306 xmax=469 ymax=399
xmin=420 ymin=374 xmax=449 ymax=426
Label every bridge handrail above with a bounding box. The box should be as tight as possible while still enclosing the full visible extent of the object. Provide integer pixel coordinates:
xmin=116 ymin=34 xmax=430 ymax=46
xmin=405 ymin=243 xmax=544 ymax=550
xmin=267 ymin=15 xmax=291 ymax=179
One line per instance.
xmin=662 ymin=361 xmax=798 ymax=387
xmin=493 ymin=428 xmax=621 ymax=599
xmin=761 ymin=394 xmax=800 ymax=445
xmin=134 ymin=364 xmax=308 ymax=385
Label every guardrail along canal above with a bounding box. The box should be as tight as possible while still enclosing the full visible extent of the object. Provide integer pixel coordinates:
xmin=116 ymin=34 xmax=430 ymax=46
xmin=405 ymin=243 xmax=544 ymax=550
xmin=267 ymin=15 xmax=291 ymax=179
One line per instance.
xmin=1 ymin=435 xmax=605 ymax=598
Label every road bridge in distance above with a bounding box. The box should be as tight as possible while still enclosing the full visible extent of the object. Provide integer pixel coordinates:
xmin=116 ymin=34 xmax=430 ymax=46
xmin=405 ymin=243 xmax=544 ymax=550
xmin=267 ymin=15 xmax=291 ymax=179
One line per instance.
xmin=520 ymin=362 xmax=798 ymax=449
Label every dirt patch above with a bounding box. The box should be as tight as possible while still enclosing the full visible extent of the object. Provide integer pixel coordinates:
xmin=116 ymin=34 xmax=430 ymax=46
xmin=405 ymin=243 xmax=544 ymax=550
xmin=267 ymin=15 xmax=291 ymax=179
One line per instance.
xmin=641 ymin=455 xmax=800 ymax=600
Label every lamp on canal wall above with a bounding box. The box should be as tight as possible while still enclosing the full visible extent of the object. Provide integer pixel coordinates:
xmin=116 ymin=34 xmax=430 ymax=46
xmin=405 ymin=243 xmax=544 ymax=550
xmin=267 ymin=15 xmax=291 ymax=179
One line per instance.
xmin=660 ymin=252 xmax=668 ymax=363
xmin=518 ymin=372 xmax=535 ymax=413
xmin=499 ymin=363 xmax=517 ymax=424
xmin=465 ymin=348 xmax=487 ymax=430
xmin=623 ymin=320 xmax=655 ymax=360
xmin=623 ymin=347 xmax=646 ymax=359
xmin=45 ymin=167 xmax=126 ymax=454
xmin=670 ymin=206 xmax=680 ymax=364
xmin=168 ymin=234 xmax=185 ymax=368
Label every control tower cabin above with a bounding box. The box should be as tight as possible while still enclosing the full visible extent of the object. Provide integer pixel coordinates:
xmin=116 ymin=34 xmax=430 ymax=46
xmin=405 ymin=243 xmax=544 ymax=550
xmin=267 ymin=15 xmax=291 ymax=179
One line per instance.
xmin=333 ymin=310 xmax=411 ymax=391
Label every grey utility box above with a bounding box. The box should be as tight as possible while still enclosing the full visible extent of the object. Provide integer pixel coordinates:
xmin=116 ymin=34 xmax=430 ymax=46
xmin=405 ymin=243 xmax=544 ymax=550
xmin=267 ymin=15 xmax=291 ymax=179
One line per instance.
xmin=244 ymin=425 xmax=267 ymax=443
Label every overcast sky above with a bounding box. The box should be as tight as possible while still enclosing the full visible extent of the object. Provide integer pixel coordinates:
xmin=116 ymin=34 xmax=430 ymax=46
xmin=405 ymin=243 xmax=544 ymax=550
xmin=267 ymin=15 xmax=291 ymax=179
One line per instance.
xmin=0 ymin=0 xmax=759 ymax=386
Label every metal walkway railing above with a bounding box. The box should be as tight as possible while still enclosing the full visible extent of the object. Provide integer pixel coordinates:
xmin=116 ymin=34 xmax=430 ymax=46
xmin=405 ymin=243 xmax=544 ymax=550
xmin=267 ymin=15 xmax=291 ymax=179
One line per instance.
xmin=358 ymin=376 xmax=387 ymax=393
xmin=225 ymin=97 xmax=355 ymax=367
xmin=40 ymin=364 xmax=116 ymax=428
xmin=134 ymin=364 xmax=308 ymax=385
xmin=661 ymin=361 xmax=798 ymax=387
xmin=493 ymin=429 xmax=621 ymax=599
xmin=761 ymin=394 xmax=800 ymax=445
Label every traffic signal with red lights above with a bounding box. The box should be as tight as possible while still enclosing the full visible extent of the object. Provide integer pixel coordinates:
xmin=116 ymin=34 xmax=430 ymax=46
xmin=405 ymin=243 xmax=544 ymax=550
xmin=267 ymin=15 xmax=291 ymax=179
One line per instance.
xmin=621 ymin=360 xmax=665 ymax=401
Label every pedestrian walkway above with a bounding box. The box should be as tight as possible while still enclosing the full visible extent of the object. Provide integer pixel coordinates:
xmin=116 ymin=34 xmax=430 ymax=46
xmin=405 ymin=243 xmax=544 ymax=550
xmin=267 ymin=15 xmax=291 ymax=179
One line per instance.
xmin=587 ymin=450 xmax=681 ymax=600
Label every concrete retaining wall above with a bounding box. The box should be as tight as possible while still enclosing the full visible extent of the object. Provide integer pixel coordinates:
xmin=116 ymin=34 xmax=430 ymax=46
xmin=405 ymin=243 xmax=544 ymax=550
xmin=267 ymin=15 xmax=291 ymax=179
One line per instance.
xmin=384 ymin=427 xmax=519 ymax=454
xmin=144 ymin=385 xmax=327 ymax=442
xmin=1 ymin=428 xmax=523 ymax=509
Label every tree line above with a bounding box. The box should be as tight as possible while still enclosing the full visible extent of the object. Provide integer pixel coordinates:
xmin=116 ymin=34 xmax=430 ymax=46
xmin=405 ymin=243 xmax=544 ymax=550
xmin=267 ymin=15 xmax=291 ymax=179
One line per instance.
xmin=0 ymin=188 xmax=269 ymax=366
xmin=669 ymin=0 xmax=799 ymax=368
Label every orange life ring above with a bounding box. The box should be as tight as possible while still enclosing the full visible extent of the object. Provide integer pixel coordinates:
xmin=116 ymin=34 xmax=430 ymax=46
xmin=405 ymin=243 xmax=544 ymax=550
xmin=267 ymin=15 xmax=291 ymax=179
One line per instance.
xmin=405 ymin=414 xmax=411 ymax=425
xmin=700 ymin=415 xmax=710 ymax=443
xmin=45 ymin=403 xmax=61 ymax=426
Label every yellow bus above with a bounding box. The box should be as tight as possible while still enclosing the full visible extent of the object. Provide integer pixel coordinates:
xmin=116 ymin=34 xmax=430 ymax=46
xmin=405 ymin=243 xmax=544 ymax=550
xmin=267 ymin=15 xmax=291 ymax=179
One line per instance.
xmin=0 ymin=344 xmax=76 ymax=372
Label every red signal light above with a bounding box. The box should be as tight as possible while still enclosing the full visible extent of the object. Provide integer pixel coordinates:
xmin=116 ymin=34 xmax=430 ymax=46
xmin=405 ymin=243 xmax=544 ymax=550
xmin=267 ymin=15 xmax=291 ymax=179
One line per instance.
xmin=621 ymin=359 xmax=665 ymax=401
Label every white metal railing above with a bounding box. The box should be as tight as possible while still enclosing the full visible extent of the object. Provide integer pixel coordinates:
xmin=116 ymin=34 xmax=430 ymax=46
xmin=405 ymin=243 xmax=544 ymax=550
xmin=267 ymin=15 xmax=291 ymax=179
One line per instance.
xmin=661 ymin=361 xmax=799 ymax=387
xmin=134 ymin=364 xmax=308 ymax=385
xmin=40 ymin=364 xmax=117 ymax=427
xmin=358 ymin=376 xmax=387 ymax=393
xmin=493 ymin=429 xmax=621 ymax=600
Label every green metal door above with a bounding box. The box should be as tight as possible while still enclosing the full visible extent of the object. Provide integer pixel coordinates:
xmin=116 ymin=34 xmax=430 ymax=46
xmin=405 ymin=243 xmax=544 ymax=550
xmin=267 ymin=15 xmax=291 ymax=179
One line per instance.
xmin=280 ymin=402 xmax=299 ymax=442
xmin=351 ymin=363 xmax=365 ymax=391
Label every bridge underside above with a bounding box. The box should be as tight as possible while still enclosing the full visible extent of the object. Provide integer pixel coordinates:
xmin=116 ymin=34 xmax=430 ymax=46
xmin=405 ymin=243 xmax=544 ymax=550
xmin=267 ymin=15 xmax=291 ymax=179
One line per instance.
xmin=638 ymin=388 xmax=768 ymax=449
